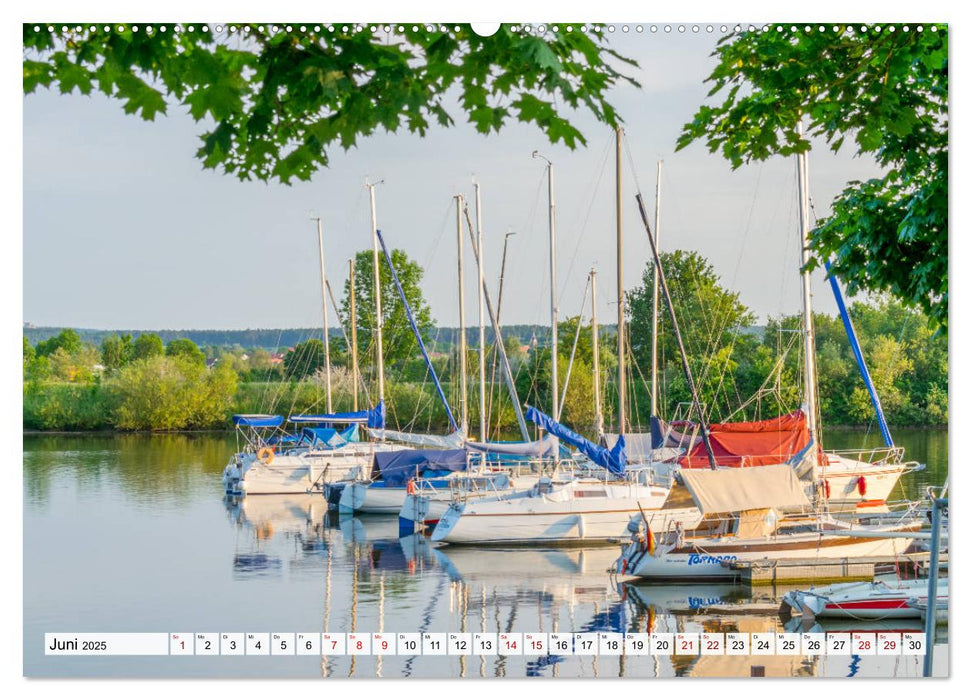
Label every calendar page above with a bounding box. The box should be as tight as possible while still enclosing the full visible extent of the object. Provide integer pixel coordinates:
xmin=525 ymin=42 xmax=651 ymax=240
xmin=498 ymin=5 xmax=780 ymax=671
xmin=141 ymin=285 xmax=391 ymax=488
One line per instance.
xmin=20 ymin=0 xmax=950 ymax=688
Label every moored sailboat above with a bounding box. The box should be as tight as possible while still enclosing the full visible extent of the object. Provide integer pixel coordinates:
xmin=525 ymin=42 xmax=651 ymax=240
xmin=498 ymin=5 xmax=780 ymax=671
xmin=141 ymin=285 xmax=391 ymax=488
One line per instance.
xmin=614 ymin=463 xmax=923 ymax=581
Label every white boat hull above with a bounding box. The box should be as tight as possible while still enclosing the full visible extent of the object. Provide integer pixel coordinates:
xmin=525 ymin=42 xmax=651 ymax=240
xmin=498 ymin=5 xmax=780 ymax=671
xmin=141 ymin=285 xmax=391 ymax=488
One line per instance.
xmin=815 ymin=456 xmax=912 ymax=505
xmin=338 ymin=481 xmax=407 ymax=514
xmin=431 ymin=481 xmax=682 ymax=545
xmin=398 ymin=474 xmax=544 ymax=532
xmin=783 ymin=579 xmax=948 ymax=620
xmin=620 ymin=527 xmax=920 ymax=581
xmin=226 ymin=443 xmax=407 ymax=496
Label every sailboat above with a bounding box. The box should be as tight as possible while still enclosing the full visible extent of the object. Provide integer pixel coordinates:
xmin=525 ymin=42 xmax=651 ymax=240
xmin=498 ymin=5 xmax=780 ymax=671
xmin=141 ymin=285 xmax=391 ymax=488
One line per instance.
xmin=614 ymin=463 xmax=924 ymax=581
xmin=432 ymin=133 xmax=706 ymax=546
xmin=223 ymin=405 xmax=398 ymax=496
xmin=223 ymin=210 xmax=413 ymax=497
xmin=633 ymin=128 xmax=922 ymax=511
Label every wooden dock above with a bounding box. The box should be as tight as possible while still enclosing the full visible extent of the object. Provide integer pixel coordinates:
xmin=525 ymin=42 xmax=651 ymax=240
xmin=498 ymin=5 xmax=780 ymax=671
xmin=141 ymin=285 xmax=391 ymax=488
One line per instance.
xmin=723 ymin=551 xmax=947 ymax=586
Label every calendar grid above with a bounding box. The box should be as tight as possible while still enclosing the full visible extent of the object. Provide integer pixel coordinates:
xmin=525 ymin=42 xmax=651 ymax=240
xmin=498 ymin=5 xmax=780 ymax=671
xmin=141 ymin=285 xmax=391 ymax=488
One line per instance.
xmin=44 ymin=632 xmax=929 ymax=657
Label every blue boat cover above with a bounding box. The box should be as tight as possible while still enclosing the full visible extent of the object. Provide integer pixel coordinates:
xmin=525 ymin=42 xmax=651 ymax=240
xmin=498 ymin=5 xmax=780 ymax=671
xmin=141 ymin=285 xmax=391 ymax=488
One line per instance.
xmin=300 ymin=424 xmax=360 ymax=448
xmin=232 ymin=414 xmax=285 ymax=428
xmin=371 ymin=449 xmax=468 ymax=487
xmin=289 ymin=401 xmax=385 ymax=429
xmin=266 ymin=435 xmax=301 ymax=446
xmin=525 ymin=406 xmax=627 ymax=476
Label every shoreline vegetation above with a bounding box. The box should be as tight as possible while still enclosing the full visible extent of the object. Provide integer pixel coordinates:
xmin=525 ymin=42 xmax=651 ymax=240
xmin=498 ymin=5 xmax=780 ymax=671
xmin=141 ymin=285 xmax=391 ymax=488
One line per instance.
xmin=23 ymin=250 xmax=947 ymax=436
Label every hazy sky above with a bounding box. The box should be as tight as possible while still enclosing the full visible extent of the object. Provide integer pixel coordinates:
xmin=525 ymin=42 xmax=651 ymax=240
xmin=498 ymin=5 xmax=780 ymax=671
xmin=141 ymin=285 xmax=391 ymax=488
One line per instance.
xmin=23 ymin=28 xmax=887 ymax=331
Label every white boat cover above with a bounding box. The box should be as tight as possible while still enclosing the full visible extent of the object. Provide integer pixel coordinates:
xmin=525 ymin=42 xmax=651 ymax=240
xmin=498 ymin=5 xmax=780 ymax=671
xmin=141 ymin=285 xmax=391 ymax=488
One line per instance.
xmin=368 ymin=428 xmax=466 ymax=449
xmin=680 ymin=464 xmax=810 ymax=515
xmin=605 ymin=433 xmax=683 ymax=463
xmin=465 ymin=435 xmax=559 ymax=457
xmin=606 ymin=432 xmax=649 ymax=460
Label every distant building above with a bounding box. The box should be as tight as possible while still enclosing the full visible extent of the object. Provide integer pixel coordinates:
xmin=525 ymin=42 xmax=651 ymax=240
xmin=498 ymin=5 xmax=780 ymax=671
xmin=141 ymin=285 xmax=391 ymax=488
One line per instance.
xmin=269 ymin=353 xmax=285 ymax=365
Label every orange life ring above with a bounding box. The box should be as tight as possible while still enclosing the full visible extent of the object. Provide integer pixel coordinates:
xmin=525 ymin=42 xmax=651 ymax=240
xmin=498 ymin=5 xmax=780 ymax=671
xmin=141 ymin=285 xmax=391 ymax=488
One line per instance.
xmin=257 ymin=446 xmax=275 ymax=464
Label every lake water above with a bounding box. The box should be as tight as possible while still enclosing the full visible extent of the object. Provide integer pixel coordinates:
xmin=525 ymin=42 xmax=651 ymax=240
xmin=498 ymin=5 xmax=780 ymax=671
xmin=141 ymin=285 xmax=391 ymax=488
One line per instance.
xmin=23 ymin=429 xmax=948 ymax=678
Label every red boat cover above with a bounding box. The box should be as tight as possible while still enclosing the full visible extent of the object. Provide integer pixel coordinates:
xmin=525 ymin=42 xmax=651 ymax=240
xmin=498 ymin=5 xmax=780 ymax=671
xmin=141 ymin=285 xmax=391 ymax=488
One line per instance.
xmin=679 ymin=410 xmax=810 ymax=469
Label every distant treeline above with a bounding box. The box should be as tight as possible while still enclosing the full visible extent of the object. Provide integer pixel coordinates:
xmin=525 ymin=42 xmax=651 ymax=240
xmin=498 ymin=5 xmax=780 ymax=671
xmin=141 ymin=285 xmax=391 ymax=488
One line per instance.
xmin=22 ymin=324 xmax=618 ymax=352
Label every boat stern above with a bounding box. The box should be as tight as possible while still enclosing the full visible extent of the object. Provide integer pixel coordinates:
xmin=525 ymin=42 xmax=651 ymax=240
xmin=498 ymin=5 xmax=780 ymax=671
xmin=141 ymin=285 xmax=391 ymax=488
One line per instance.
xmin=430 ymin=503 xmax=466 ymax=543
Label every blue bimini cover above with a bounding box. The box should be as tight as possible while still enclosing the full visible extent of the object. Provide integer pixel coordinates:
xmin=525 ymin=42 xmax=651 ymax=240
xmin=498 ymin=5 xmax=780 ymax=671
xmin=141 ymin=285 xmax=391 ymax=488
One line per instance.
xmin=289 ymin=401 xmax=385 ymax=429
xmin=525 ymin=406 xmax=627 ymax=476
xmin=232 ymin=414 xmax=285 ymax=428
xmin=371 ymin=449 xmax=468 ymax=487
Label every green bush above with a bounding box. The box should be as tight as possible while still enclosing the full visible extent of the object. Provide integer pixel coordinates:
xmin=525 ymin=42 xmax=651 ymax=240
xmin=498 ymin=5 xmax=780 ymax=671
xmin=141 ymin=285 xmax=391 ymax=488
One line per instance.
xmin=109 ymin=356 xmax=238 ymax=430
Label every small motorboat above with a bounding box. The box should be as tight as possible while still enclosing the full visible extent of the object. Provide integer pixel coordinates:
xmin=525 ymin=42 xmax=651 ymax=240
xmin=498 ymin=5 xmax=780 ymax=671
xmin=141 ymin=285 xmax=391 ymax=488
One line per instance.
xmin=783 ymin=578 xmax=948 ymax=620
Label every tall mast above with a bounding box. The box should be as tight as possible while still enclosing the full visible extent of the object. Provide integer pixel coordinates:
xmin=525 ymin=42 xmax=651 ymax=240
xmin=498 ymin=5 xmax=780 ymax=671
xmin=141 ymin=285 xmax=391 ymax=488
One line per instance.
xmin=533 ymin=151 xmax=559 ymax=423
xmin=636 ymin=194 xmax=718 ymax=469
xmin=616 ymin=126 xmax=627 ymax=435
xmin=367 ymin=180 xmax=385 ymax=407
xmin=462 ymin=206 xmax=530 ymax=440
xmin=455 ymin=194 xmax=469 ymax=432
xmin=486 ymin=230 xmax=516 ymax=434
xmin=796 ymin=122 xmax=820 ymax=458
xmin=349 ymin=258 xmax=359 ymax=411
xmin=591 ymin=268 xmax=603 ymax=440
xmin=314 ymin=217 xmax=333 ymax=413
xmin=651 ymin=161 xmax=662 ymax=419
xmin=475 ymin=183 xmax=488 ymax=442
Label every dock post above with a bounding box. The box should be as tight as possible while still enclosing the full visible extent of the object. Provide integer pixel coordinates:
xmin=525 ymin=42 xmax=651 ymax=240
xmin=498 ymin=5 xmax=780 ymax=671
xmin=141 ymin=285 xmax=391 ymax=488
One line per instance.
xmin=923 ymin=496 xmax=947 ymax=677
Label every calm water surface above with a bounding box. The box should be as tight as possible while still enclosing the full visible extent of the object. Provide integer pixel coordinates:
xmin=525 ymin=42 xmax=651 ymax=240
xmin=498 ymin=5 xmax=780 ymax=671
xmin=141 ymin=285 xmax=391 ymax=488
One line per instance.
xmin=23 ymin=429 xmax=948 ymax=678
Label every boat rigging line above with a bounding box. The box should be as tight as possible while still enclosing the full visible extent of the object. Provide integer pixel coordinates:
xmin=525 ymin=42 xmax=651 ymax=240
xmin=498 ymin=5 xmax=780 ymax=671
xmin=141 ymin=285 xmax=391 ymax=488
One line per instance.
xmin=635 ymin=192 xmax=718 ymax=469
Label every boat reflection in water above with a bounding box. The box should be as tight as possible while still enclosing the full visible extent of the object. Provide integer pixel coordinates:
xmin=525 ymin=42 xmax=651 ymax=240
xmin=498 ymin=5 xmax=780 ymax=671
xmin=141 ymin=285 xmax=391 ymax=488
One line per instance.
xmin=219 ymin=498 xmax=939 ymax=678
xmin=225 ymin=494 xmax=329 ymax=579
xmin=622 ymin=581 xmax=934 ymax=678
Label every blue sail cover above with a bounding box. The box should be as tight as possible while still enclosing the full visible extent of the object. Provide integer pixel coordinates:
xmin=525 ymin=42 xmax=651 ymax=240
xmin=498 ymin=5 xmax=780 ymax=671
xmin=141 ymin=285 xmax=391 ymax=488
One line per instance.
xmin=525 ymin=406 xmax=627 ymax=476
xmin=232 ymin=414 xmax=285 ymax=428
xmin=289 ymin=401 xmax=385 ymax=429
xmin=371 ymin=449 xmax=468 ymax=487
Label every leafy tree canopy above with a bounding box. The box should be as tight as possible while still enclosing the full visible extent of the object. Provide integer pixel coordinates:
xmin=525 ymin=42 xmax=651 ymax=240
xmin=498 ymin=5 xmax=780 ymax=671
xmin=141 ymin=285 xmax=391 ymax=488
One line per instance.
xmin=165 ymin=337 xmax=206 ymax=365
xmin=23 ymin=336 xmax=35 ymax=370
xmin=341 ymin=248 xmax=434 ymax=367
xmin=132 ymin=332 xmax=164 ymax=360
xmin=677 ymin=24 xmax=947 ymax=332
xmin=24 ymin=23 xmax=636 ymax=184
xmin=101 ymin=333 xmax=134 ymax=370
xmin=34 ymin=328 xmax=82 ymax=357
xmin=627 ymin=250 xmax=755 ymax=374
